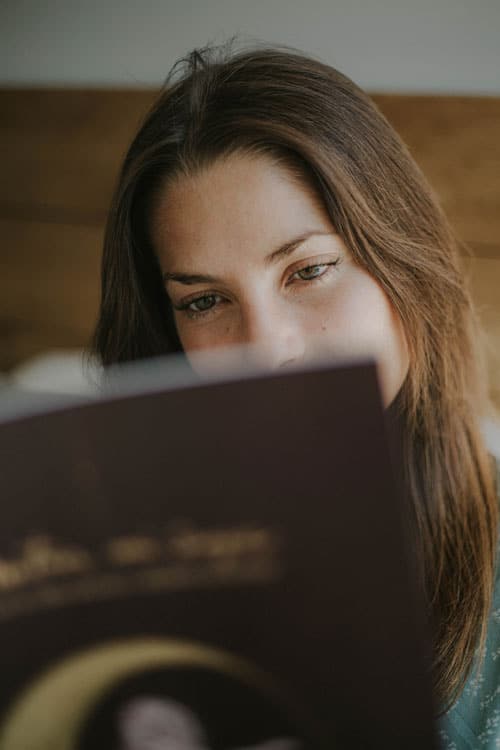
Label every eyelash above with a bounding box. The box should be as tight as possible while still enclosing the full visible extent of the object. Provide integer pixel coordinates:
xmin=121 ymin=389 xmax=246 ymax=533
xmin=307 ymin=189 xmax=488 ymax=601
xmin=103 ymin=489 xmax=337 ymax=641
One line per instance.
xmin=172 ymin=259 xmax=341 ymax=320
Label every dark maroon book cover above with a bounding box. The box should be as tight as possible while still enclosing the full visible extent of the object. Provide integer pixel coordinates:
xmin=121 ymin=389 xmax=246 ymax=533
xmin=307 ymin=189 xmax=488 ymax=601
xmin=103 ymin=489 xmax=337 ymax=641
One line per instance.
xmin=0 ymin=358 xmax=439 ymax=749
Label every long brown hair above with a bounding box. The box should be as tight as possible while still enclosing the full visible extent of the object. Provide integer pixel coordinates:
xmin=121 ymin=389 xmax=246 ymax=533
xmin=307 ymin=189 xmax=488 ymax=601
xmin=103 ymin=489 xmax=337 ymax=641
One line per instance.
xmin=92 ymin=42 xmax=498 ymax=712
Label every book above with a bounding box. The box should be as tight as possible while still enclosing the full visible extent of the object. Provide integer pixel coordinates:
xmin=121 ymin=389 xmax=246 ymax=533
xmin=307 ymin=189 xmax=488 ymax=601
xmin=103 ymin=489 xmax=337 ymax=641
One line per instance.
xmin=0 ymin=353 xmax=439 ymax=749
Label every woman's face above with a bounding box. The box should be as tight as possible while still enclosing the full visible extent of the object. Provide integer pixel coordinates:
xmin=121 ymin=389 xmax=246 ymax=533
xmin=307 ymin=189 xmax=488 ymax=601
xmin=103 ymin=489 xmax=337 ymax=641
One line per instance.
xmin=151 ymin=153 xmax=409 ymax=405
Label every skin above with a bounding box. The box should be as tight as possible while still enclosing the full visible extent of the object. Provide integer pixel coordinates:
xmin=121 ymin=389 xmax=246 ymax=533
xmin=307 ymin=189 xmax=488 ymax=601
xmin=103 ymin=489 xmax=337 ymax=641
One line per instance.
xmin=151 ymin=152 xmax=409 ymax=405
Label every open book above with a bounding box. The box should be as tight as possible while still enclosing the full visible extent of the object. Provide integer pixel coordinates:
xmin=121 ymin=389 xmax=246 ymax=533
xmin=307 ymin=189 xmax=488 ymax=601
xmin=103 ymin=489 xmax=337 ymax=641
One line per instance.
xmin=0 ymin=353 xmax=439 ymax=749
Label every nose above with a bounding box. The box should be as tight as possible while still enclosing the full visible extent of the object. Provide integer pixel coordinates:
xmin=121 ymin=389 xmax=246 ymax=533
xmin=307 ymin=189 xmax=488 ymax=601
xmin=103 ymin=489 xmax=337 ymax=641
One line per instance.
xmin=240 ymin=302 xmax=305 ymax=370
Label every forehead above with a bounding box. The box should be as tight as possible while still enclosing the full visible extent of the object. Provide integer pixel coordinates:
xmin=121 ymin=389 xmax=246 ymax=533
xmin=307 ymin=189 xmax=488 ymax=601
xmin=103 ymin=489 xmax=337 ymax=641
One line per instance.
xmin=151 ymin=152 xmax=334 ymax=268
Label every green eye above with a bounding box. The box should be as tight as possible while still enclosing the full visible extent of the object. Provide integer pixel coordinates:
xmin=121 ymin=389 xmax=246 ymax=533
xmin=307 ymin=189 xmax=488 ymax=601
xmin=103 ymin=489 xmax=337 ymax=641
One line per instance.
xmin=189 ymin=294 xmax=218 ymax=312
xmin=173 ymin=293 xmax=223 ymax=317
xmin=296 ymin=264 xmax=327 ymax=281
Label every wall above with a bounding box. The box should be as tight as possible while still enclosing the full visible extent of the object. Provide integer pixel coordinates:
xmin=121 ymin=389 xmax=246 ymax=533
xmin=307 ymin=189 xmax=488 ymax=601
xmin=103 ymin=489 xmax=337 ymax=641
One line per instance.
xmin=1 ymin=0 xmax=500 ymax=93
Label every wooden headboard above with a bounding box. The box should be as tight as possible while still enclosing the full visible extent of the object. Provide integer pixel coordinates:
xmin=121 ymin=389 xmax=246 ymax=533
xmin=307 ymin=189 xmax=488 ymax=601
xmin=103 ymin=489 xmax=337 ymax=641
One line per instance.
xmin=1 ymin=90 xmax=499 ymax=403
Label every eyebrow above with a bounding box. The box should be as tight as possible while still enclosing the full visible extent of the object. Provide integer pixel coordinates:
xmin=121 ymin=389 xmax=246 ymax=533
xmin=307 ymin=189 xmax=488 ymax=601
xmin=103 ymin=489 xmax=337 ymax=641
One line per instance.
xmin=162 ymin=230 xmax=336 ymax=285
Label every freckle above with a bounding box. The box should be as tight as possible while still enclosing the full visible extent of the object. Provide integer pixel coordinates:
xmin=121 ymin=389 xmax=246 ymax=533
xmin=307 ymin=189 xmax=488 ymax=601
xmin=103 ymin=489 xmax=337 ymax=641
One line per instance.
xmin=321 ymin=324 xmax=327 ymax=331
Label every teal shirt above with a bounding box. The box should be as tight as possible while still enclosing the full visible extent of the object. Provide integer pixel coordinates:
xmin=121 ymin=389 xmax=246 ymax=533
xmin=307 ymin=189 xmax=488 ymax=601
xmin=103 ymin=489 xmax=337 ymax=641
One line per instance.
xmin=438 ymin=461 xmax=500 ymax=749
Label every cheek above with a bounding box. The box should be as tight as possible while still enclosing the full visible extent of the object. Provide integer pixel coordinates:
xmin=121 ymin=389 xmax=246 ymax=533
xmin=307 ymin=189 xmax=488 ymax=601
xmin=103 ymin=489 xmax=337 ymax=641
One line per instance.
xmin=174 ymin=313 xmax=236 ymax=356
xmin=309 ymin=271 xmax=409 ymax=404
xmin=374 ymin=304 xmax=410 ymax=405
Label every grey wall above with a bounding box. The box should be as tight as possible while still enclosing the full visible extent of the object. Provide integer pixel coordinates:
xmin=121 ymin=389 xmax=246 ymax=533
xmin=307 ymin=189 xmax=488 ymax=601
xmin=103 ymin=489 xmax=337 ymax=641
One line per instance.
xmin=1 ymin=0 xmax=499 ymax=93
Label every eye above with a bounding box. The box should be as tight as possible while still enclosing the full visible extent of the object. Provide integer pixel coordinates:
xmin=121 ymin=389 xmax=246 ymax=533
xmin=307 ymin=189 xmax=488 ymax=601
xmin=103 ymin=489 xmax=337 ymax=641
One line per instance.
xmin=289 ymin=261 xmax=338 ymax=283
xmin=296 ymin=264 xmax=327 ymax=280
xmin=173 ymin=293 xmax=223 ymax=318
xmin=188 ymin=294 xmax=219 ymax=312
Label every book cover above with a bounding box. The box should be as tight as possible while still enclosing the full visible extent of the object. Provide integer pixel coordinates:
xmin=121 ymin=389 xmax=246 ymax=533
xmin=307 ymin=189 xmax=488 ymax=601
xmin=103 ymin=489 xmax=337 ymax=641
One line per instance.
xmin=0 ymin=357 xmax=438 ymax=749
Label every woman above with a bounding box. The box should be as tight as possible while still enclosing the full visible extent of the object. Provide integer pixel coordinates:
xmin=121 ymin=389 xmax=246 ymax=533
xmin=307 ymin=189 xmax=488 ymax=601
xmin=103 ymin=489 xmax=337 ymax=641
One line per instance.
xmin=92 ymin=43 xmax=499 ymax=747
